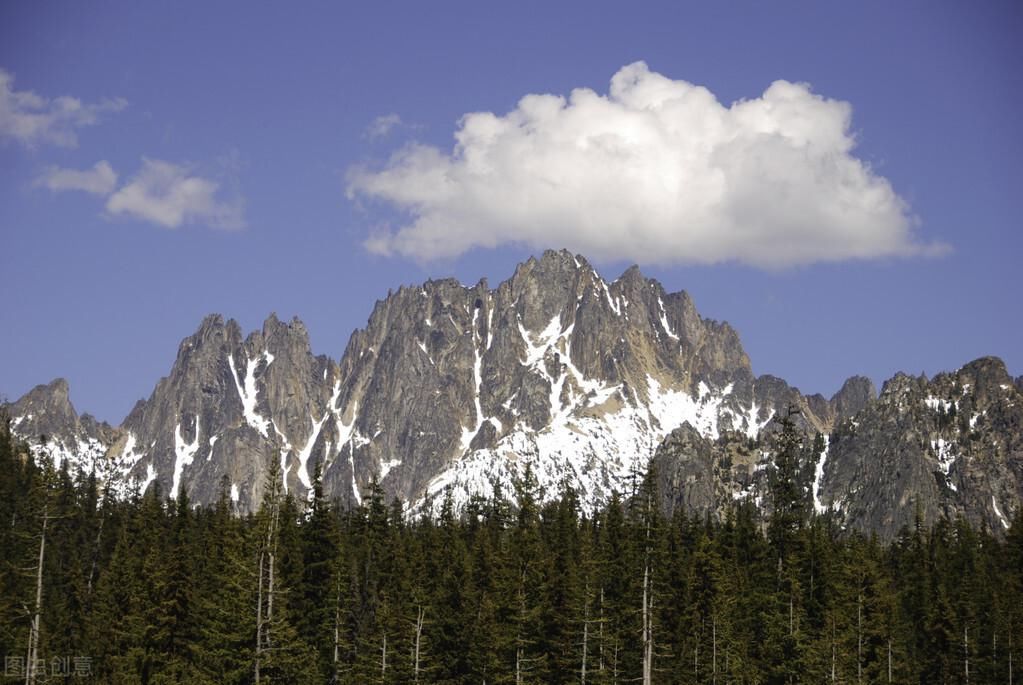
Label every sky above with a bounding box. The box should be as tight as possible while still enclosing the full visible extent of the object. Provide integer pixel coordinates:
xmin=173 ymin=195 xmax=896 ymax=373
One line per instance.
xmin=1 ymin=1 xmax=1021 ymax=425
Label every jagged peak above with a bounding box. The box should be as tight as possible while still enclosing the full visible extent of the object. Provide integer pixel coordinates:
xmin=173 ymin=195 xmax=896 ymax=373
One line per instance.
xmin=43 ymin=377 xmax=70 ymax=394
xmin=831 ymin=375 xmax=877 ymax=403
xmin=10 ymin=378 xmax=79 ymax=432
xmin=956 ymin=356 xmax=1011 ymax=385
xmin=880 ymin=372 xmax=923 ymax=398
xmin=13 ymin=378 xmax=74 ymax=409
xmin=615 ymin=263 xmax=646 ymax=286
xmin=537 ymin=247 xmax=582 ymax=267
xmin=198 ymin=312 xmax=225 ymax=329
xmin=514 ymin=248 xmax=591 ymax=281
xmin=831 ymin=375 xmax=877 ymax=423
xmin=178 ymin=315 xmax=236 ymax=359
xmin=261 ymin=312 xmax=309 ymax=341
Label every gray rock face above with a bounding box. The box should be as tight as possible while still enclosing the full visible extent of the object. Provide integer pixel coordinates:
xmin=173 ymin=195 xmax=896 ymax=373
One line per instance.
xmin=113 ymin=313 xmax=337 ymax=509
xmin=652 ymin=410 xmax=821 ymax=526
xmin=4 ymin=251 xmax=1021 ymax=541
xmin=651 ymin=357 xmax=1021 ymax=540
xmin=816 ymin=357 xmax=1022 ymax=538
xmin=831 ymin=376 xmax=877 ymax=423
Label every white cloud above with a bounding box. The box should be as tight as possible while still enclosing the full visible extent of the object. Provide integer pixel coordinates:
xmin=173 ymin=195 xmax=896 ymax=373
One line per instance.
xmin=365 ymin=113 xmax=403 ymax=140
xmin=0 ymin=68 xmax=126 ymax=148
xmin=347 ymin=61 xmax=946 ymax=268
xmin=36 ymin=160 xmax=118 ymax=195
xmin=105 ymin=158 xmax=244 ymax=229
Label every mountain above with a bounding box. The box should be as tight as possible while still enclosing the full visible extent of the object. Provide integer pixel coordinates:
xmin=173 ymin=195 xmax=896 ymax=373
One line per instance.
xmin=4 ymin=250 xmax=1021 ymax=539
xmin=652 ymin=357 xmax=1023 ymax=539
xmin=6 ymin=378 xmax=128 ymax=490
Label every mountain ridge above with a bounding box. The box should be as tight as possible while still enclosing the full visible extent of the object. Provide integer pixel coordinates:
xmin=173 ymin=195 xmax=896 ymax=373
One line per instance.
xmin=5 ymin=249 xmax=1020 ymax=539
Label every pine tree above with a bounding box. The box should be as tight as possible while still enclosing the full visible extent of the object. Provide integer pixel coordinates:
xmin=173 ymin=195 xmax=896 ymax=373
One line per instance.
xmin=192 ymin=478 xmax=254 ymax=685
xmin=296 ymin=461 xmax=340 ymax=679
xmin=253 ymin=449 xmax=317 ymax=684
xmin=768 ymin=407 xmax=807 ymax=564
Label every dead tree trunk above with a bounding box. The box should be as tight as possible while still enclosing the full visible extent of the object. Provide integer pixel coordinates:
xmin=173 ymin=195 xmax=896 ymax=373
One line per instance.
xmin=965 ymin=625 xmax=970 ymax=685
xmin=25 ymin=503 xmax=48 ymax=685
xmin=581 ymin=587 xmax=589 ymax=685
xmin=255 ymin=450 xmax=283 ymax=685
xmin=641 ymin=489 xmax=653 ymax=685
xmin=333 ymin=574 xmax=342 ymax=683
xmin=412 ymin=605 xmax=424 ymax=684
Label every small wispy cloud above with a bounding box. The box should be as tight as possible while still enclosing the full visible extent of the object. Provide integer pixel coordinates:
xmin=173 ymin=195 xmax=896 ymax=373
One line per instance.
xmin=365 ymin=113 xmax=403 ymax=140
xmin=35 ymin=160 xmax=118 ymax=195
xmin=348 ymin=62 xmax=948 ymax=268
xmin=0 ymin=68 xmax=126 ymax=148
xmin=106 ymin=158 xmax=244 ymax=229
xmin=38 ymin=157 xmax=244 ymax=229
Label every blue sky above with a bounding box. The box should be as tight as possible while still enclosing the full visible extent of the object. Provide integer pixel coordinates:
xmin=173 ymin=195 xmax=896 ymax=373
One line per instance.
xmin=1 ymin=1 xmax=1020 ymax=424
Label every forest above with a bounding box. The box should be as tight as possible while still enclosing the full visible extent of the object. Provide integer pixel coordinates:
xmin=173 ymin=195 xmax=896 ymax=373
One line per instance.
xmin=1 ymin=416 xmax=1021 ymax=685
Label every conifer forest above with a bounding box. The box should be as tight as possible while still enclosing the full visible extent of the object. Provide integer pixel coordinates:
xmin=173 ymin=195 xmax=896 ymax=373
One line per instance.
xmin=2 ymin=418 xmax=1021 ymax=685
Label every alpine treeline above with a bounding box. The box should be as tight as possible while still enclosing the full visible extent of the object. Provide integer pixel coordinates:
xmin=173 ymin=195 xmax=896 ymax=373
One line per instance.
xmin=2 ymin=416 xmax=1022 ymax=684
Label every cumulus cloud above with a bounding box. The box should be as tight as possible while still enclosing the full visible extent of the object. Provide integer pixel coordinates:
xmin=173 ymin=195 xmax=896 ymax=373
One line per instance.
xmin=105 ymin=158 xmax=244 ymax=229
xmin=347 ymin=61 xmax=946 ymax=268
xmin=36 ymin=160 xmax=118 ymax=195
xmin=0 ymin=68 xmax=126 ymax=148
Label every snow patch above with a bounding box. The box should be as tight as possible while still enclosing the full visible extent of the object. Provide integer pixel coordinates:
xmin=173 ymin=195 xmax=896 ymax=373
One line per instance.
xmin=657 ymin=297 xmax=679 ymax=341
xmin=812 ymin=435 xmax=831 ymax=515
xmin=742 ymin=400 xmax=774 ymax=439
xmin=228 ymin=352 xmax=272 ymax=437
xmin=378 ymin=458 xmax=402 ymax=481
xmin=992 ymin=496 xmax=1009 ymax=530
xmin=121 ymin=434 xmax=140 ymax=463
xmin=140 ymin=464 xmax=157 ymax=496
xmin=486 ymin=306 xmax=494 ymax=350
xmin=333 ymin=399 xmax=368 ymax=505
xmin=171 ymin=417 xmax=200 ymax=500
xmin=417 ymin=339 xmax=434 ymax=364
xmin=646 ymin=376 xmax=727 ymax=439
xmin=518 ymin=314 xmax=564 ymax=367
xmin=931 ymin=438 xmax=958 ymax=491
xmin=924 ymin=396 xmax=955 ymax=413
xmin=600 ymin=281 xmax=621 ymax=316
xmin=460 ymin=307 xmax=486 ymax=452
xmin=296 ymin=412 xmax=328 ymax=490
xmin=420 ymin=374 xmax=739 ymax=514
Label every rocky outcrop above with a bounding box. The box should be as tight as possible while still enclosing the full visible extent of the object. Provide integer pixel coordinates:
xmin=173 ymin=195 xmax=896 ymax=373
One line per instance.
xmin=816 ymin=357 xmax=1022 ymax=538
xmin=831 ymin=376 xmax=877 ymax=423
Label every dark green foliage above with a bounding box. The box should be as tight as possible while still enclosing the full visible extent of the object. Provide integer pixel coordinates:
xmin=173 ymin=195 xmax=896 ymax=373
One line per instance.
xmin=1 ymin=414 xmax=1022 ymax=683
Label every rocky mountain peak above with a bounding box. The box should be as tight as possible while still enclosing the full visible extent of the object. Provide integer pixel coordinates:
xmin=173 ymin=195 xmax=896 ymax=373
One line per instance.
xmin=6 ymin=377 xmax=118 ymax=476
xmin=831 ymin=375 xmax=877 ymax=422
xmin=15 ymin=378 xmax=76 ymax=427
xmin=952 ymin=356 xmax=1013 ymax=403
